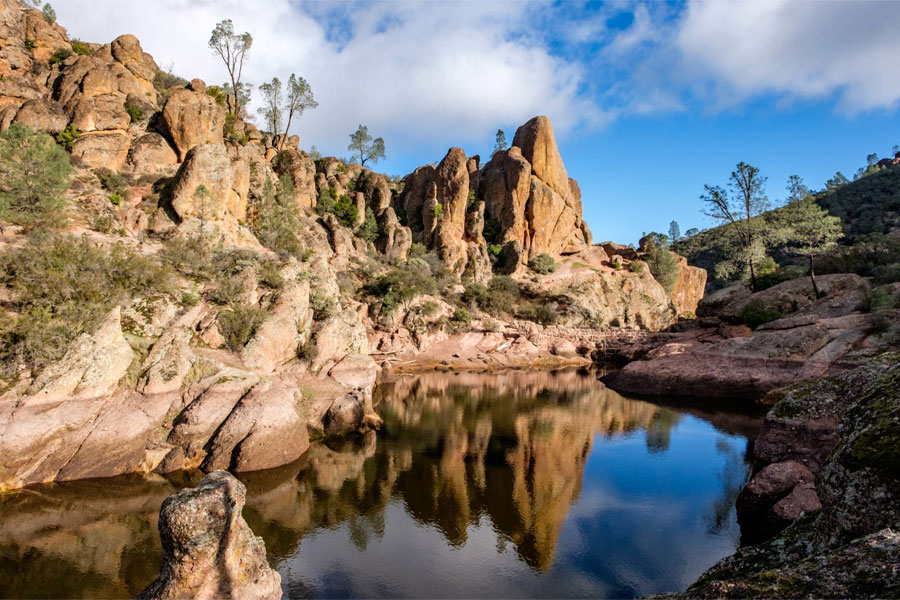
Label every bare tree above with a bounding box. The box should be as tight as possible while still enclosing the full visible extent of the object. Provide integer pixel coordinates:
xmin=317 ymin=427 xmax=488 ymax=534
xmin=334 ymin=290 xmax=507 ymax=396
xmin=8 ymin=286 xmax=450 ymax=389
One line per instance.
xmin=701 ymin=162 xmax=770 ymax=291
xmin=257 ymin=77 xmax=282 ymax=135
xmin=209 ymin=20 xmax=252 ymax=116
xmin=279 ymin=74 xmax=317 ymax=150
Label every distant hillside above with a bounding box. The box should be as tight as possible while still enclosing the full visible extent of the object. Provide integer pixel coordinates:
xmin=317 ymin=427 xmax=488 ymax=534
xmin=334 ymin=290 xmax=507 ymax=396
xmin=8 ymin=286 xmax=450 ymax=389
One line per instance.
xmin=675 ymin=165 xmax=900 ymax=290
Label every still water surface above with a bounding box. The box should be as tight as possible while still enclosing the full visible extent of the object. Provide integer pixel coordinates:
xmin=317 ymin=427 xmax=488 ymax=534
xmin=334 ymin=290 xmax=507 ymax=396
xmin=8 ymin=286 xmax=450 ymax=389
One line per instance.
xmin=0 ymin=369 xmax=762 ymax=599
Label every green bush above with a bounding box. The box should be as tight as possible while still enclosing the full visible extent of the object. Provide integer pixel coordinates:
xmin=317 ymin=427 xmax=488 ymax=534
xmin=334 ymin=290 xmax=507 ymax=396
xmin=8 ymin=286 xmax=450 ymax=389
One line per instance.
xmin=529 ymin=253 xmax=557 ymax=275
xmin=209 ymin=274 xmax=245 ymax=306
xmin=0 ymin=123 xmax=72 ymax=229
xmin=363 ymin=266 xmax=438 ymax=314
xmin=224 ymin=113 xmax=248 ymax=145
xmin=741 ymin=299 xmax=783 ymax=329
xmin=55 ymin=124 xmax=81 ymax=150
xmin=317 ymin=187 xmax=337 ymax=216
xmin=334 ymin=194 xmax=358 ymax=227
xmin=153 ymin=68 xmax=188 ymax=102
xmin=49 ymin=48 xmax=72 ymax=65
xmin=452 ymin=306 xmax=472 ymax=326
xmin=217 ymin=306 xmax=265 ymax=351
xmin=629 ymin=261 xmax=644 ymax=273
xmin=70 ymin=40 xmax=93 ymax=56
xmin=490 ymin=275 xmax=519 ymax=295
xmin=125 ymin=103 xmax=144 ymax=123
xmin=515 ymin=301 xmax=559 ymax=325
xmin=109 ymin=192 xmax=124 ymax=206
xmin=431 ymin=203 xmax=443 ymax=220
xmin=24 ymin=39 xmax=36 ymax=51
xmin=645 ymin=244 xmax=681 ymax=293
xmin=252 ymin=176 xmax=305 ymax=256
xmin=869 ymin=287 xmax=897 ymax=312
xmin=206 ymin=85 xmax=228 ymax=107
xmin=0 ymin=232 xmax=172 ymax=378
xmin=358 ymin=207 xmax=379 ymax=242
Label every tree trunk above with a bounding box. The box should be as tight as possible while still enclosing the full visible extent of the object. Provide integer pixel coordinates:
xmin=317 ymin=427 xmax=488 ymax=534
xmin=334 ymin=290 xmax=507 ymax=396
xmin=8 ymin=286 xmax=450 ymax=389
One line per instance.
xmin=809 ymin=255 xmax=820 ymax=299
xmin=280 ymin=110 xmax=293 ymax=152
xmin=749 ymin=259 xmax=757 ymax=293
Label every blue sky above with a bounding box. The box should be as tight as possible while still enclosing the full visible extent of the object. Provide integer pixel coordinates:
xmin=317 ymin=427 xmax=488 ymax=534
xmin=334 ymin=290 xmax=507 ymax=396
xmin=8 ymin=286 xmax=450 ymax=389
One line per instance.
xmin=56 ymin=0 xmax=900 ymax=245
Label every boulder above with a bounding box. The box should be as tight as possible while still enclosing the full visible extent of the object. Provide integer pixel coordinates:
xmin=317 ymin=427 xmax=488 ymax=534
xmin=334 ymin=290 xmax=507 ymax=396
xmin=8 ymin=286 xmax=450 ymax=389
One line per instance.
xmin=321 ymin=389 xmax=381 ymax=436
xmin=670 ymin=255 xmax=707 ymax=316
xmin=376 ymin=206 xmax=412 ymax=262
xmin=138 ymin=471 xmax=282 ymax=600
xmin=241 ymin=280 xmax=312 ymax=372
xmin=128 ymin=132 xmax=178 ymax=175
xmin=328 ymin=353 xmax=378 ymax=392
xmin=70 ymin=130 xmax=131 ymax=170
xmin=110 ymin=34 xmax=158 ymax=82
xmin=12 ymin=98 xmax=67 ymax=133
xmin=202 ymin=380 xmax=310 ymax=472
xmin=169 ymin=143 xmax=247 ymax=222
xmin=70 ymin=93 xmax=130 ymax=132
xmin=312 ymin=309 xmax=368 ymax=372
xmin=161 ymin=88 xmax=225 ymax=161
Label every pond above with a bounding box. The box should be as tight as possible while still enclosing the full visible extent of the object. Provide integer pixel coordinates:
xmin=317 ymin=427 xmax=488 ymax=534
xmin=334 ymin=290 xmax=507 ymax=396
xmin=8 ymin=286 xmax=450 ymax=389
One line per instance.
xmin=0 ymin=368 xmax=763 ymax=599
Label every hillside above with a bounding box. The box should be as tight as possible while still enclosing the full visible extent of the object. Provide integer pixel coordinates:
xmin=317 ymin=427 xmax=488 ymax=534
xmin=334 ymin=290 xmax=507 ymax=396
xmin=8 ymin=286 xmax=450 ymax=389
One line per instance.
xmin=675 ymin=164 xmax=900 ymax=290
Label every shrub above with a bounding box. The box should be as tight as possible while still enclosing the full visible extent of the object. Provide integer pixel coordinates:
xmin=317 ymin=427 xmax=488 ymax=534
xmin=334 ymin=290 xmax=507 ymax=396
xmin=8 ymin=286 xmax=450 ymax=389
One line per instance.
xmin=224 ymin=113 xmax=248 ymax=145
xmin=209 ymin=274 xmax=245 ymax=306
xmin=153 ymin=68 xmax=188 ymax=102
xmin=55 ymin=124 xmax=80 ymax=150
xmin=452 ymin=307 xmax=472 ymax=326
xmin=869 ymin=287 xmax=897 ymax=312
xmin=125 ymin=103 xmax=144 ymax=123
xmin=358 ymin=207 xmax=379 ymax=242
xmin=432 ymin=203 xmax=443 ymax=220
xmin=610 ymin=256 xmax=622 ymax=270
xmin=206 ymin=86 xmax=228 ymax=107
xmin=363 ymin=266 xmax=438 ymax=314
xmin=70 ymin=40 xmax=93 ymax=56
xmin=317 ymin=187 xmax=337 ymax=215
xmin=252 ymin=176 xmax=304 ymax=256
xmin=49 ymin=47 xmax=72 ymax=65
xmin=0 ymin=232 xmax=171 ymax=378
xmin=490 ymin=276 xmax=519 ymax=295
xmin=181 ymin=292 xmax=200 ymax=306
xmin=629 ymin=261 xmax=644 ymax=273
xmin=529 ymin=253 xmax=557 ymax=275
xmin=217 ymin=306 xmax=265 ymax=351
xmin=741 ymin=299 xmax=783 ymax=329
xmin=109 ymin=192 xmax=124 ymax=206
xmin=408 ymin=242 xmax=427 ymax=259
xmin=0 ymin=123 xmax=72 ymax=229
xmin=483 ymin=217 xmax=501 ymax=245
xmin=645 ymin=245 xmax=681 ymax=293
xmin=24 ymin=38 xmax=36 ymax=51
xmin=516 ymin=301 xmax=559 ymax=325
xmin=334 ymin=194 xmax=358 ymax=227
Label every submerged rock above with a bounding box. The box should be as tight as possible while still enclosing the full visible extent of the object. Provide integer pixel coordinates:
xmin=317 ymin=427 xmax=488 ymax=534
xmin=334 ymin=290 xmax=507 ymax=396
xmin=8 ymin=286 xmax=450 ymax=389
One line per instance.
xmin=138 ymin=470 xmax=282 ymax=600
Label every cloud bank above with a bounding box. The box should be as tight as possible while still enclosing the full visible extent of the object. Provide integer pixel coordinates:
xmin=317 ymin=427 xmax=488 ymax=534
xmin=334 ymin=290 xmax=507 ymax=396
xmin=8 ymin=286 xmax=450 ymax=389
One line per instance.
xmin=52 ymin=0 xmax=900 ymax=157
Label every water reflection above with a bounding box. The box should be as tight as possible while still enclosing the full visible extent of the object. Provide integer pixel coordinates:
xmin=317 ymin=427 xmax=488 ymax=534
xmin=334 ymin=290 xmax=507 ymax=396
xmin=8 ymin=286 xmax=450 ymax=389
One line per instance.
xmin=0 ymin=369 xmax=763 ymax=599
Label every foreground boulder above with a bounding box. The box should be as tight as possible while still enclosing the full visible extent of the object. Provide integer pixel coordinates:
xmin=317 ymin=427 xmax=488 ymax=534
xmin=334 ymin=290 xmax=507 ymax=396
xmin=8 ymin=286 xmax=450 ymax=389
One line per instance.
xmin=138 ymin=470 xmax=282 ymax=600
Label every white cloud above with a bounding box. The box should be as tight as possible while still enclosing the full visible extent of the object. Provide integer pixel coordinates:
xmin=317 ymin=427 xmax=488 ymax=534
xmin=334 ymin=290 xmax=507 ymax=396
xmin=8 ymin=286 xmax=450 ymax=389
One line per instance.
xmin=675 ymin=0 xmax=900 ymax=111
xmin=53 ymin=0 xmax=602 ymax=156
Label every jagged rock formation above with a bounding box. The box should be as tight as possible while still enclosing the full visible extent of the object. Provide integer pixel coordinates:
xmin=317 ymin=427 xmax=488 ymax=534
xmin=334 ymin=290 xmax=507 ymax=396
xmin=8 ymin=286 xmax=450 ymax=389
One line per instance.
xmin=398 ymin=116 xmax=592 ymax=278
xmin=138 ymin=470 xmax=282 ymax=600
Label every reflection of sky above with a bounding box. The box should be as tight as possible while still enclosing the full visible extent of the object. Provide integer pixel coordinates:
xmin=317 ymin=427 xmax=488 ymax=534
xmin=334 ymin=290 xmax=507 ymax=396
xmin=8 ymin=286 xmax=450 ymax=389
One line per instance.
xmin=275 ymin=415 xmax=748 ymax=599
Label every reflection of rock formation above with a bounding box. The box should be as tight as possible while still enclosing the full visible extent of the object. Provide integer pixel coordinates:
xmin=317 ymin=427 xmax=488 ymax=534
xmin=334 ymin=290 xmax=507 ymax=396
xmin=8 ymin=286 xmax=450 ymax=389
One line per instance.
xmin=377 ymin=370 xmax=681 ymax=570
xmin=0 ymin=370 xmax=763 ymax=593
xmin=0 ymin=475 xmax=179 ymax=598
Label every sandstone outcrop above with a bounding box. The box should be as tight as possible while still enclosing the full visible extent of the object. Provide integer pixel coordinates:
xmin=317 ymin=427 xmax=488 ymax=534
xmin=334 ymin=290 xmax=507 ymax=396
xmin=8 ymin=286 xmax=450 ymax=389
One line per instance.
xmin=161 ymin=87 xmax=225 ymax=161
xmin=138 ymin=471 xmax=282 ymax=600
xmin=169 ymin=143 xmax=248 ymax=222
xmin=241 ymin=280 xmax=312 ymax=372
xmin=602 ymin=275 xmax=892 ymax=399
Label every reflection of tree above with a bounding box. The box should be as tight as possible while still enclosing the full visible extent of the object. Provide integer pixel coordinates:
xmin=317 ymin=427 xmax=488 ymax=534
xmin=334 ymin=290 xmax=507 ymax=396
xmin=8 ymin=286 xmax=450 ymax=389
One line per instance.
xmin=704 ymin=437 xmax=753 ymax=535
xmin=645 ymin=411 xmax=680 ymax=453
